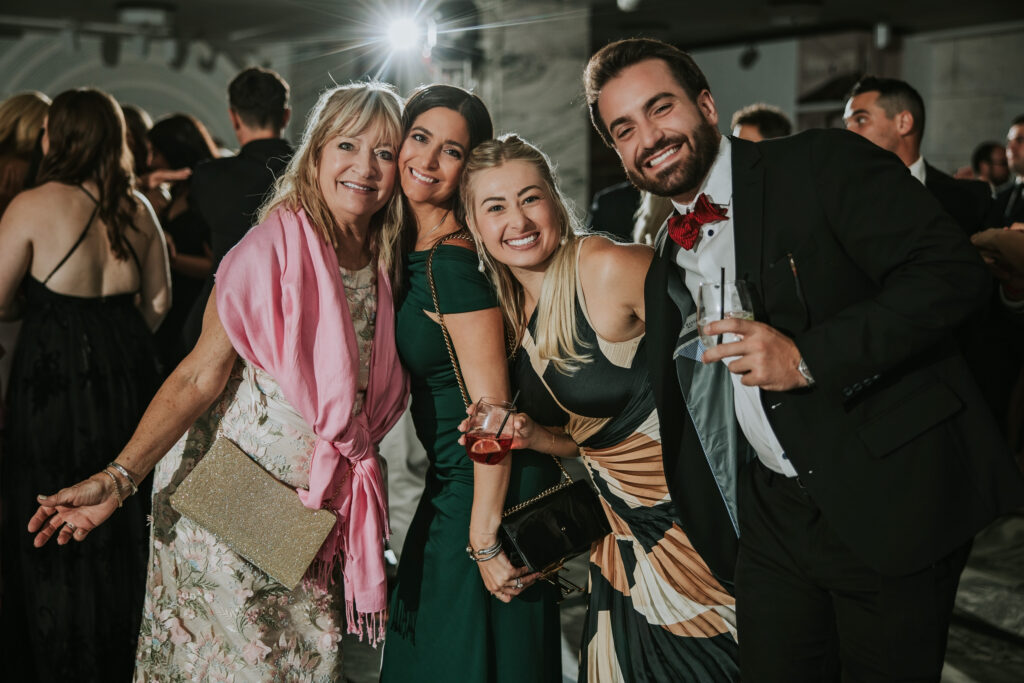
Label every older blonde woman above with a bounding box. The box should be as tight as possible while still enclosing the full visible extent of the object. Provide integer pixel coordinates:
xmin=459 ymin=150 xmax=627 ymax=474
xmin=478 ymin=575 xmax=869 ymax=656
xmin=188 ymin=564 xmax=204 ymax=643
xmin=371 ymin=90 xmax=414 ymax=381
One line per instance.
xmin=28 ymin=82 xmax=409 ymax=681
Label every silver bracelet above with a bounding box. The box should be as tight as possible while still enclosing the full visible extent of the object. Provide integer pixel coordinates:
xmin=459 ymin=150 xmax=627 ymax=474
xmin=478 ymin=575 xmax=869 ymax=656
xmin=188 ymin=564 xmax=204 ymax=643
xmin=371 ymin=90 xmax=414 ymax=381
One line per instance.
xmin=466 ymin=540 xmax=502 ymax=562
xmin=108 ymin=462 xmax=139 ymax=496
xmin=100 ymin=468 xmax=124 ymax=508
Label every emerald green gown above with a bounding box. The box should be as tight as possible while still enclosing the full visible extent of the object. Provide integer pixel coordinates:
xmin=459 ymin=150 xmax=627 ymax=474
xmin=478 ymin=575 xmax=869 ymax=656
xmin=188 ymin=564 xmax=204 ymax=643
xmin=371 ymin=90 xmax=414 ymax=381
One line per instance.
xmin=381 ymin=244 xmax=562 ymax=682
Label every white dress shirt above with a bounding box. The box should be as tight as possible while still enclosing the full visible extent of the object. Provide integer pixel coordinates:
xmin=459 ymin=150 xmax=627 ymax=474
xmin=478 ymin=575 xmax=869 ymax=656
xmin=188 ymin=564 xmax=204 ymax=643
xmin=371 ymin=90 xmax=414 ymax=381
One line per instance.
xmin=671 ymin=137 xmax=799 ymax=477
xmin=908 ymin=156 xmax=927 ymax=185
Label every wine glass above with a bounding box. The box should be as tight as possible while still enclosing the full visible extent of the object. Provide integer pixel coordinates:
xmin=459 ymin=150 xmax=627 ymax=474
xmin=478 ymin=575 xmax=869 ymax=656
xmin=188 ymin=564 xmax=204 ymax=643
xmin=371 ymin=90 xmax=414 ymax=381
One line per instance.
xmin=696 ymin=279 xmax=754 ymax=348
xmin=464 ymin=397 xmax=516 ymax=465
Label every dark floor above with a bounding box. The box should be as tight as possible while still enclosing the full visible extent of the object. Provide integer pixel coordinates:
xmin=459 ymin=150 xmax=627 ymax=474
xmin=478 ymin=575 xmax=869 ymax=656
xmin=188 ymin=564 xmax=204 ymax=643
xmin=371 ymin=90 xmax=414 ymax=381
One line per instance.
xmin=343 ymin=513 xmax=1024 ymax=683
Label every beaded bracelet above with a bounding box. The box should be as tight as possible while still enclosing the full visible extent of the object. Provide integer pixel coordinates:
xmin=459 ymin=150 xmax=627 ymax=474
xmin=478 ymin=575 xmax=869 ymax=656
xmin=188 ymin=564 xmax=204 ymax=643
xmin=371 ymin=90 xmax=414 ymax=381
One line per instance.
xmin=100 ymin=468 xmax=124 ymax=508
xmin=108 ymin=462 xmax=139 ymax=496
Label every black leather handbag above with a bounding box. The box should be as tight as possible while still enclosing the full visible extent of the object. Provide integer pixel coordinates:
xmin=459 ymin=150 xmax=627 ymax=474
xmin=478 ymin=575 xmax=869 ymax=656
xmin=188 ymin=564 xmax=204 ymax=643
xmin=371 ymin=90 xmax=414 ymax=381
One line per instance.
xmin=498 ymin=468 xmax=612 ymax=577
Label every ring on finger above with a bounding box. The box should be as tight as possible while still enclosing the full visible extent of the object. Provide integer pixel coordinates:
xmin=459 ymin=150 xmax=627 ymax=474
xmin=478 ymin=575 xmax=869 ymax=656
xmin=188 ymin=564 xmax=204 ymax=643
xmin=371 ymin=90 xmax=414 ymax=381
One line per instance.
xmin=514 ymin=576 xmax=522 ymax=590
xmin=65 ymin=521 xmax=77 ymax=532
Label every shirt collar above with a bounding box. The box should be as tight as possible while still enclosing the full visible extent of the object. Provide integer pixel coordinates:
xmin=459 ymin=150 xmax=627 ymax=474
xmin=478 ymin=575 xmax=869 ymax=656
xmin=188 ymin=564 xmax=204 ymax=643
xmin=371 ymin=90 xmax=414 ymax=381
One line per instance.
xmin=908 ymin=156 xmax=927 ymax=185
xmin=670 ymin=135 xmax=732 ymax=215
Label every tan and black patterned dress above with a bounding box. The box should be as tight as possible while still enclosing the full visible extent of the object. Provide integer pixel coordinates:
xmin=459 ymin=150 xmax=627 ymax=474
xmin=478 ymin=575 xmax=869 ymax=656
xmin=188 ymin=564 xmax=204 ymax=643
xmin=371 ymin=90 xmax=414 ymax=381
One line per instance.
xmin=511 ymin=241 xmax=739 ymax=682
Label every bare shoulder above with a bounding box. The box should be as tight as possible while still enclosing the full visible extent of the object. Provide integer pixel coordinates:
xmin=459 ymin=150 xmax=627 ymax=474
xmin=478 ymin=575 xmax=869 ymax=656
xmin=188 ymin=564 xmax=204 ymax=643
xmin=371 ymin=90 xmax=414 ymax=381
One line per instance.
xmin=579 ymin=234 xmax=654 ymax=283
xmin=0 ymin=182 xmax=64 ymax=233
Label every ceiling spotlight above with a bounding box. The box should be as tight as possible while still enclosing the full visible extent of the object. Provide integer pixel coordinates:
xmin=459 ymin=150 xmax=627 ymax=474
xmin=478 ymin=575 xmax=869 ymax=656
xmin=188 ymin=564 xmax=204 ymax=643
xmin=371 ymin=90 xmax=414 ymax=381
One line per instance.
xmin=617 ymin=0 xmax=642 ymax=10
xmin=386 ymin=17 xmax=422 ymax=52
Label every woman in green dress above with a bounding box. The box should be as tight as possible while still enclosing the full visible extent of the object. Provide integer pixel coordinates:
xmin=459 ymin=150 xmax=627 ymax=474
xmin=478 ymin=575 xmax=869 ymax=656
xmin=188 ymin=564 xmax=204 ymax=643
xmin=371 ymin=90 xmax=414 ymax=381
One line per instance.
xmin=380 ymin=86 xmax=561 ymax=682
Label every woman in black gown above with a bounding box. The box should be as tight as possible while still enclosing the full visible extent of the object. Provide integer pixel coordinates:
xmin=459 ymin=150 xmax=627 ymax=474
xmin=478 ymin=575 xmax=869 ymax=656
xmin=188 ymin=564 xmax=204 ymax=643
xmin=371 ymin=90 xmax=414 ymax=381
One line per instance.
xmin=0 ymin=88 xmax=170 ymax=682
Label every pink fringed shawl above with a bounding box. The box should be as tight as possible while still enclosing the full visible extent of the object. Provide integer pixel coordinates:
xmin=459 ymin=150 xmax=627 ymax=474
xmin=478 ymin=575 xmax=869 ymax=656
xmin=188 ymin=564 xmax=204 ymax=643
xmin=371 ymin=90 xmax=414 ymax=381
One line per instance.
xmin=216 ymin=207 xmax=408 ymax=644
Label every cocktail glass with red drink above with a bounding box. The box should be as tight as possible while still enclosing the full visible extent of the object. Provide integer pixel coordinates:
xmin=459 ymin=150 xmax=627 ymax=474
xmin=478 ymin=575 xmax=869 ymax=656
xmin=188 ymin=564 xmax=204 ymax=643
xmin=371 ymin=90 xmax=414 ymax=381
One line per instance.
xmin=464 ymin=397 xmax=516 ymax=465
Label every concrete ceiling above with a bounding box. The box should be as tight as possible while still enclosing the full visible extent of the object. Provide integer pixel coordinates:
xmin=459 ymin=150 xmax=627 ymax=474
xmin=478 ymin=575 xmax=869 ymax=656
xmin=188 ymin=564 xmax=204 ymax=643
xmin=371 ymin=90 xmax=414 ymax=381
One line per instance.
xmin=0 ymin=1 xmax=1022 ymax=52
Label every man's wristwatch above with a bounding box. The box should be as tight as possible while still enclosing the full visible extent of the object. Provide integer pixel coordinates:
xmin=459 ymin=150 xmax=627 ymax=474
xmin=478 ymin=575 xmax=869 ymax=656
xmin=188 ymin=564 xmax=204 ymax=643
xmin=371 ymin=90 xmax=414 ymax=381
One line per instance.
xmin=797 ymin=357 xmax=815 ymax=386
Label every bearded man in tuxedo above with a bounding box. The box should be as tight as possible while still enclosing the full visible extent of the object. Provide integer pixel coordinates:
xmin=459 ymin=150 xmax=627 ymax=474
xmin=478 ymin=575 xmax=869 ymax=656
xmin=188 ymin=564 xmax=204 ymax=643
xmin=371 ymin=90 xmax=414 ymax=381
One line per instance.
xmin=583 ymin=37 xmax=1024 ymax=682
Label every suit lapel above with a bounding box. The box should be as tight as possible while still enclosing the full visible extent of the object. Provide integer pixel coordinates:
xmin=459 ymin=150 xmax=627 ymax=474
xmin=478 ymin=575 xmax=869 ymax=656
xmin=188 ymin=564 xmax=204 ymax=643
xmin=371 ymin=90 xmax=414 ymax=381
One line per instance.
xmin=645 ymin=234 xmax=682 ymax=417
xmin=730 ymin=137 xmax=766 ymax=317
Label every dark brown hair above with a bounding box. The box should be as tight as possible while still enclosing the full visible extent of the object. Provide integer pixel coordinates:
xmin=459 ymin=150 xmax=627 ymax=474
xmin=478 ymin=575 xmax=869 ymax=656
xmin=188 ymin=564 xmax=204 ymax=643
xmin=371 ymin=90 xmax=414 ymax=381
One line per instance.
xmin=37 ymin=89 xmax=139 ymax=261
xmin=229 ymin=66 xmax=290 ymax=131
xmin=584 ymin=38 xmax=710 ymax=147
xmin=847 ymin=76 xmax=926 ymax=139
xmin=730 ymin=103 xmax=792 ymax=139
xmin=393 ymin=84 xmax=493 ymax=298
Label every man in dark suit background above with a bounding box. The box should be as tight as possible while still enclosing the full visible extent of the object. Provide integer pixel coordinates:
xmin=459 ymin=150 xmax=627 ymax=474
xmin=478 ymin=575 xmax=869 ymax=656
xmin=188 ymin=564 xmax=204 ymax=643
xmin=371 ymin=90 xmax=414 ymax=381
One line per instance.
xmin=845 ymin=79 xmax=1020 ymax=432
xmin=182 ymin=67 xmax=293 ymax=347
xmin=844 ymin=76 xmax=991 ymax=235
xmin=730 ymin=102 xmax=792 ymax=142
xmin=988 ymin=114 xmax=1024 ymax=227
xmin=584 ymin=38 xmax=1024 ymax=682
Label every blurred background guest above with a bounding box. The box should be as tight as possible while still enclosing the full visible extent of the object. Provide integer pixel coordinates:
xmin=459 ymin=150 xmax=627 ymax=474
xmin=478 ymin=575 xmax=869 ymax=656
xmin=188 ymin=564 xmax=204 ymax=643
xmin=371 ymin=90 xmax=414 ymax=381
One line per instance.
xmin=121 ymin=104 xmax=153 ymax=179
xmin=958 ymin=141 xmax=1012 ymax=196
xmin=181 ymin=66 xmax=293 ymax=350
xmin=988 ymin=115 xmax=1024 ymax=228
xmin=586 ymin=180 xmax=638 ymax=242
xmin=730 ymin=102 xmax=792 ymax=142
xmin=845 ymin=76 xmax=992 ymax=234
xmin=0 ymin=87 xmax=169 ymax=682
xmin=146 ymin=113 xmax=218 ymax=369
xmin=0 ymin=91 xmax=50 ymax=413
xmin=0 ymin=91 xmax=50 ymax=216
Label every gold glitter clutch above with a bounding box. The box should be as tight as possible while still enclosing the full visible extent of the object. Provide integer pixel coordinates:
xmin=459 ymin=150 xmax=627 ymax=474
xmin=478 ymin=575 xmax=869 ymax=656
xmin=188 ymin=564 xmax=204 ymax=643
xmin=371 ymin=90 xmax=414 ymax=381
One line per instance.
xmin=170 ymin=436 xmax=337 ymax=590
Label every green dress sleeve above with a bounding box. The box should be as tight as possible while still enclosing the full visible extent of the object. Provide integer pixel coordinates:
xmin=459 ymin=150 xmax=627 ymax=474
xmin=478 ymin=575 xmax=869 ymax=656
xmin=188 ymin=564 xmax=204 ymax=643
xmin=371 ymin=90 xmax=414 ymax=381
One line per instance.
xmin=429 ymin=244 xmax=498 ymax=314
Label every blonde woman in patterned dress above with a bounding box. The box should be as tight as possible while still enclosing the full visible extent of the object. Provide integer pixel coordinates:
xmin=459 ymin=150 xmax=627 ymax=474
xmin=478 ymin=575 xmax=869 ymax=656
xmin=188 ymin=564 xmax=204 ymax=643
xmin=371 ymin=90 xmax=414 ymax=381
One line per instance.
xmin=27 ymin=82 xmax=410 ymax=682
xmin=459 ymin=135 xmax=740 ymax=682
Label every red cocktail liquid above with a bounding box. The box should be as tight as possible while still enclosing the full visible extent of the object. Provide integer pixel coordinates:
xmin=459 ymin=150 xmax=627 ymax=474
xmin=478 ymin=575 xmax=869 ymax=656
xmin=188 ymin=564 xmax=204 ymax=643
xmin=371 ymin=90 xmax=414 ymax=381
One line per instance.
xmin=465 ymin=430 xmax=513 ymax=464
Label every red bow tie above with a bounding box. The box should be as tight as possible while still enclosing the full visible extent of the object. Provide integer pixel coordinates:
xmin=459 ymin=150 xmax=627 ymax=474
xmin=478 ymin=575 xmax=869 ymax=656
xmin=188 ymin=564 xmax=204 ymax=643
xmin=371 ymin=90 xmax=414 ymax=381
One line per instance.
xmin=667 ymin=193 xmax=729 ymax=250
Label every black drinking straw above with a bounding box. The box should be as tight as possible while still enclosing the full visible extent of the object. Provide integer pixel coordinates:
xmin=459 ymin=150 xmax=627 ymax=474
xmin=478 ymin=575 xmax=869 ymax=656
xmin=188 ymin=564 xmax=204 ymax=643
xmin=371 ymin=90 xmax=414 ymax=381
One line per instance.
xmin=718 ymin=267 xmax=725 ymax=346
xmin=495 ymin=389 xmax=521 ymax=438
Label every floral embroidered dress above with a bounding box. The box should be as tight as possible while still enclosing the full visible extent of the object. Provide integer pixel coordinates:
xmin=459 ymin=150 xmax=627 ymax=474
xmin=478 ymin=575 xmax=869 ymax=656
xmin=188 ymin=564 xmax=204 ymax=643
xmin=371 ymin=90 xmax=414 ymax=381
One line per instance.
xmin=134 ymin=263 xmax=376 ymax=683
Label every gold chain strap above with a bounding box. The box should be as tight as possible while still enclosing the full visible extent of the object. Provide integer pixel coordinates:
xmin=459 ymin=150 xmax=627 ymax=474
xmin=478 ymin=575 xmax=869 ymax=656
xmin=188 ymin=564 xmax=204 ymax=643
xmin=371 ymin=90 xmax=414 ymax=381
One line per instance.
xmin=427 ymin=229 xmax=474 ymax=408
xmin=426 ymin=230 xmax=574 ymax=515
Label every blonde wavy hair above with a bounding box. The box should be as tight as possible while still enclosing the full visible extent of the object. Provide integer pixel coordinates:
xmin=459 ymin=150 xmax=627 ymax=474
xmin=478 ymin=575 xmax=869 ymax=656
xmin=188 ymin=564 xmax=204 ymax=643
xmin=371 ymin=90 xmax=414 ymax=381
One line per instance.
xmin=0 ymin=91 xmax=50 ymax=156
xmin=460 ymin=134 xmax=589 ymax=374
xmin=259 ymin=81 xmax=404 ymax=273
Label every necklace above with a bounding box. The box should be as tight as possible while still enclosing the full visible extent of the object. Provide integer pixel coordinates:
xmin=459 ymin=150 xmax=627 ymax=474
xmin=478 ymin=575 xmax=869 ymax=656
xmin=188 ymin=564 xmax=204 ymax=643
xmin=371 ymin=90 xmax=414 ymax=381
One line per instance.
xmin=426 ymin=210 xmax=451 ymax=235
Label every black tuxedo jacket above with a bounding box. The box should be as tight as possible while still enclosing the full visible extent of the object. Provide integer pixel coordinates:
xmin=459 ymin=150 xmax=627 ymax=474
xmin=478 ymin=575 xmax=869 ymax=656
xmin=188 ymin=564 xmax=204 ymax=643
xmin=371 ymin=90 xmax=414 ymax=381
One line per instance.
xmin=924 ymin=163 xmax=991 ymax=235
xmin=646 ymin=130 xmax=1024 ymax=584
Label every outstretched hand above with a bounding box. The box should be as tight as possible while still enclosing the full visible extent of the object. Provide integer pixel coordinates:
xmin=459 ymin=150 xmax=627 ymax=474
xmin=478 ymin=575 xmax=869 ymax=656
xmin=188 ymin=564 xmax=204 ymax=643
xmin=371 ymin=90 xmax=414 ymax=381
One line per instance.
xmin=28 ymin=474 xmax=120 ymax=547
xmin=701 ymin=318 xmax=808 ymax=392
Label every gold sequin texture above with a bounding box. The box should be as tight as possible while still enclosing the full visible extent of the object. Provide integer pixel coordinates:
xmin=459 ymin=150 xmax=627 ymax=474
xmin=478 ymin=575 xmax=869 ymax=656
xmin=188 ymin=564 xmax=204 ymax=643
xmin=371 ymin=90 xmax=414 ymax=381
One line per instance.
xmin=170 ymin=437 xmax=337 ymax=590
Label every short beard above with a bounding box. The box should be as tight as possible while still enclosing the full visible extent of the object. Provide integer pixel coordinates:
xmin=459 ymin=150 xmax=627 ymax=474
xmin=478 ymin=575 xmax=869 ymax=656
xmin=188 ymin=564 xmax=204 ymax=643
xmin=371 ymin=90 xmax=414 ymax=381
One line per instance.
xmin=625 ymin=118 xmax=720 ymax=199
